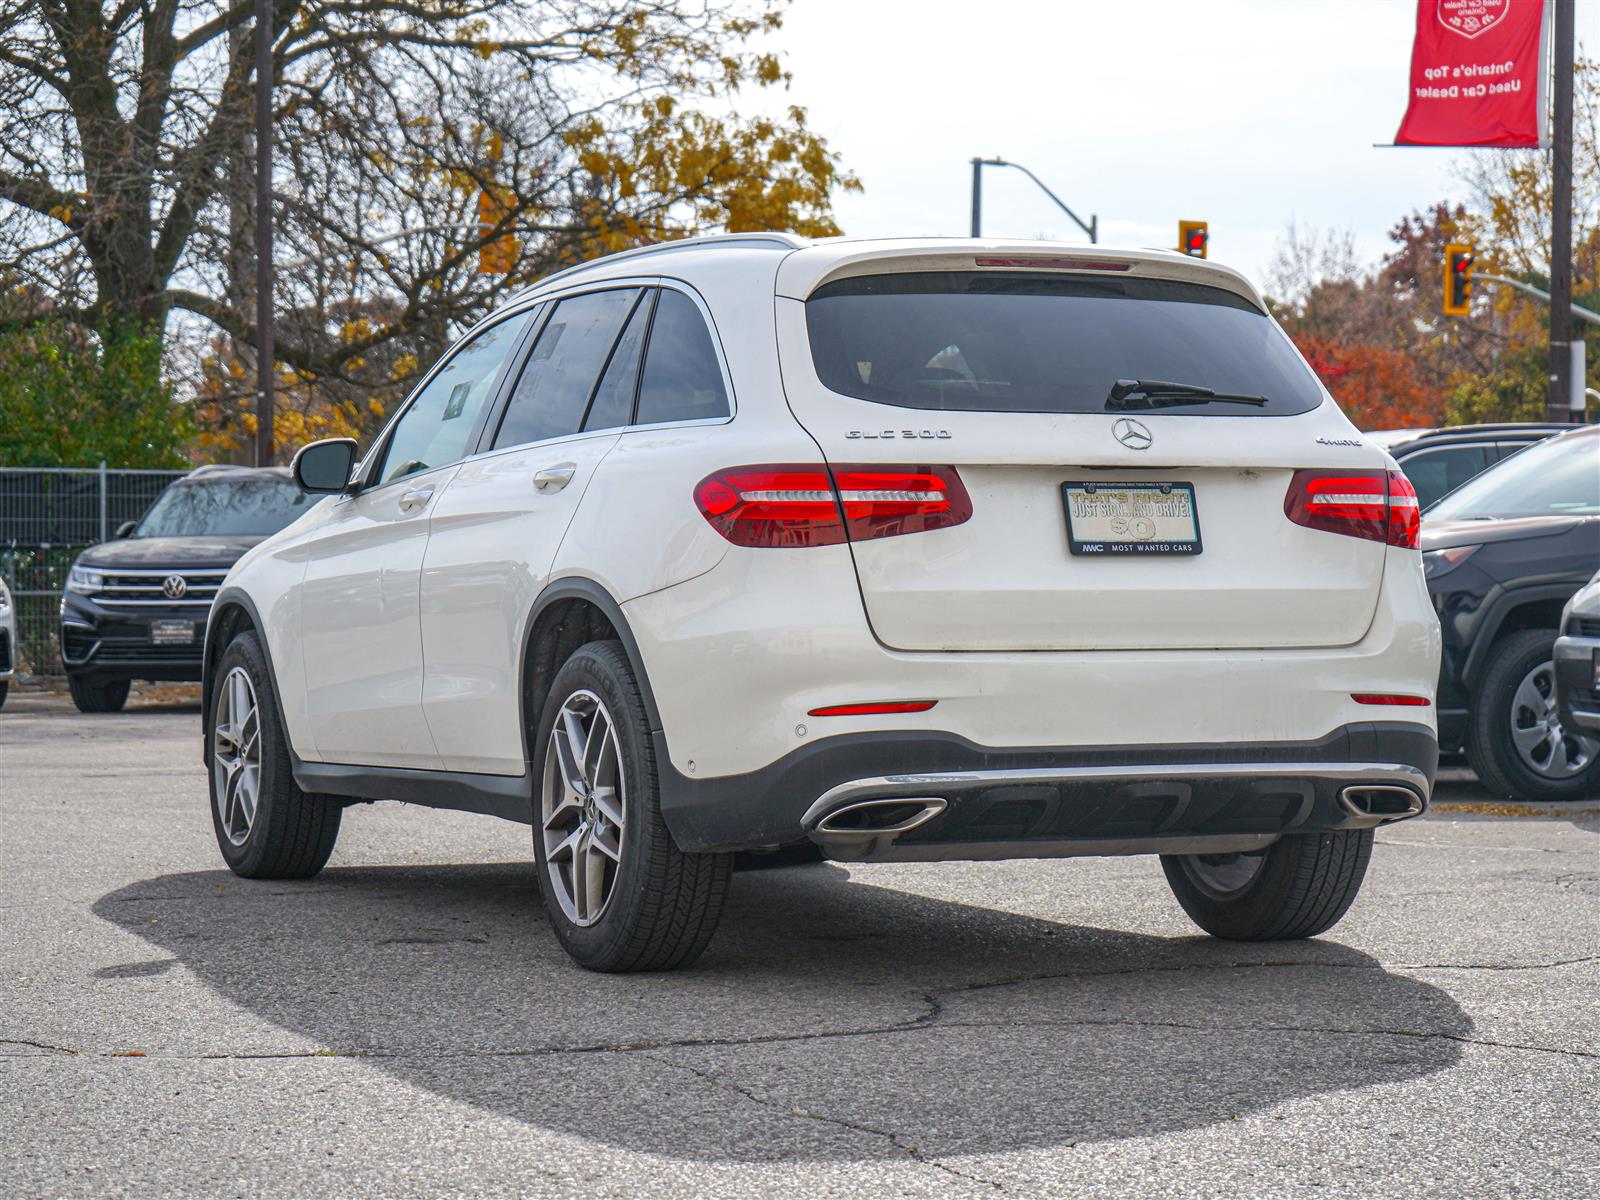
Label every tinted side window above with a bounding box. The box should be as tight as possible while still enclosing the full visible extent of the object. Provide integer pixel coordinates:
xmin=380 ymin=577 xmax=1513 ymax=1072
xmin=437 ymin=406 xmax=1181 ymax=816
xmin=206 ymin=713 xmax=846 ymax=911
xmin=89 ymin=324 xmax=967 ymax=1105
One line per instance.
xmin=1402 ymin=444 xmax=1490 ymax=508
xmin=635 ymin=290 xmax=730 ymax=425
xmin=493 ymin=289 xmax=638 ymax=449
xmin=585 ymin=291 xmax=654 ymax=432
xmin=377 ymin=311 xmax=531 ymax=486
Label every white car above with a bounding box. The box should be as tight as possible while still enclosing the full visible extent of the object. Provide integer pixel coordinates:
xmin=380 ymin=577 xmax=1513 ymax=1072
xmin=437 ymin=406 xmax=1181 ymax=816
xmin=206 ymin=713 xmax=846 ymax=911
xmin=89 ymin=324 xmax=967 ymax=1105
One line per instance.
xmin=204 ymin=235 xmax=1441 ymax=972
xmin=0 ymin=574 xmax=15 ymax=710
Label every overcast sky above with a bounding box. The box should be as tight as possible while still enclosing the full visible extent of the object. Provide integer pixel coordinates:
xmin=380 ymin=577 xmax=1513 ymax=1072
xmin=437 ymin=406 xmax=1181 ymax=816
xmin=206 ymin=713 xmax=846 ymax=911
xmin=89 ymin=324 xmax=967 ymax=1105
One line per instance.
xmin=764 ymin=0 xmax=1598 ymax=290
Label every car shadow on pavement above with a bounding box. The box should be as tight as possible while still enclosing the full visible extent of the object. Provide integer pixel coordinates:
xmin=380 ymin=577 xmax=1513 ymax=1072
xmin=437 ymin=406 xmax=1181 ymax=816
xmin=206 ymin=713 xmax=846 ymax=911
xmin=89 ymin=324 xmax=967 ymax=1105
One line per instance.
xmin=94 ymin=861 xmax=1469 ymax=1163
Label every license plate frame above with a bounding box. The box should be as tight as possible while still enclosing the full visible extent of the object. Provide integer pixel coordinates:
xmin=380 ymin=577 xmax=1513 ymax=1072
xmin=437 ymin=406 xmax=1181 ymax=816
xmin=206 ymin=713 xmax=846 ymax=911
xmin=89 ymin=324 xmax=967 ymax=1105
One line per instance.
xmin=149 ymin=618 xmax=196 ymax=646
xmin=1062 ymin=481 xmax=1203 ymax=557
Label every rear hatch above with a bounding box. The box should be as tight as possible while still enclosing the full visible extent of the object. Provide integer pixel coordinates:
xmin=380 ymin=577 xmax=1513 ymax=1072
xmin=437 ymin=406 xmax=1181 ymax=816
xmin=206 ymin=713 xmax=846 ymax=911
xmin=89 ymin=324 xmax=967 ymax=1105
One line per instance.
xmin=773 ymin=248 xmax=1394 ymax=652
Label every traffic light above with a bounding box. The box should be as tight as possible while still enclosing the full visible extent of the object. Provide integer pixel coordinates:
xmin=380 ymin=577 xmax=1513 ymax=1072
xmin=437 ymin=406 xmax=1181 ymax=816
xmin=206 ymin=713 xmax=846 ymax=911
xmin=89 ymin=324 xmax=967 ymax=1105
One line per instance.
xmin=1443 ymin=244 xmax=1473 ymax=316
xmin=1178 ymin=220 xmax=1208 ymax=259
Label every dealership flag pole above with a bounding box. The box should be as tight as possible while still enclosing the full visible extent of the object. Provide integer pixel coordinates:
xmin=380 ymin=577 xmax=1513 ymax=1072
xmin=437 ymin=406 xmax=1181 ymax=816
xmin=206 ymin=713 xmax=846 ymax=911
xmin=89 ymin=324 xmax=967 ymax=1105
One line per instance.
xmin=254 ymin=0 xmax=275 ymax=467
xmin=1548 ymin=0 xmax=1576 ymax=422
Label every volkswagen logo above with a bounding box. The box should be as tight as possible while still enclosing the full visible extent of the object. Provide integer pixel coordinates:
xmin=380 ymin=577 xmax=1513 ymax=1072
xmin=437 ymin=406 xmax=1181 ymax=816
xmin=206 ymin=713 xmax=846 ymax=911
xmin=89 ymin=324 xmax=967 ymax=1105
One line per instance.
xmin=162 ymin=574 xmax=188 ymax=600
xmin=1112 ymin=417 xmax=1153 ymax=451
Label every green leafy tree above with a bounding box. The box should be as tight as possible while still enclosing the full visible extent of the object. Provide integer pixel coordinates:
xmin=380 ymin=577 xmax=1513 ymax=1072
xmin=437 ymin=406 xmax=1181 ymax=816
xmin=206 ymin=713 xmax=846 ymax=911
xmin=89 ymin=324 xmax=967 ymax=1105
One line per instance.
xmin=0 ymin=324 xmax=192 ymax=467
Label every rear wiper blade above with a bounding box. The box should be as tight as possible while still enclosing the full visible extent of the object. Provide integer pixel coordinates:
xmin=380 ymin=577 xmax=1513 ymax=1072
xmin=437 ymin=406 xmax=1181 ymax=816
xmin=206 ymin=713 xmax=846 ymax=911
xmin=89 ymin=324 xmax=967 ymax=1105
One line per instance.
xmin=1104 ymin=378 xmax=1270 ymax=410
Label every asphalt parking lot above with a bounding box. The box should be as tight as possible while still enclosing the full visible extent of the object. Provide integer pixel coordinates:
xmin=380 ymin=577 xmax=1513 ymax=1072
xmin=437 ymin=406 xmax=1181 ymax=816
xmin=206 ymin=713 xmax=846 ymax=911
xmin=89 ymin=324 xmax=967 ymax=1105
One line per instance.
xmin=2 ymin=688 xmax=1597 ymax=1199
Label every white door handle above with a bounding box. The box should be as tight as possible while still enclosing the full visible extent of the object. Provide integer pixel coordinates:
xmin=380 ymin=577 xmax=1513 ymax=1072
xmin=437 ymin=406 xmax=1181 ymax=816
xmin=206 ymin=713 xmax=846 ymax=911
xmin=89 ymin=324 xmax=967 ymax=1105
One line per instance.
xmin=533 ymin=464 xmax=577 ymax=494
xmin=397 ymin=486 xmax=434 ymax=514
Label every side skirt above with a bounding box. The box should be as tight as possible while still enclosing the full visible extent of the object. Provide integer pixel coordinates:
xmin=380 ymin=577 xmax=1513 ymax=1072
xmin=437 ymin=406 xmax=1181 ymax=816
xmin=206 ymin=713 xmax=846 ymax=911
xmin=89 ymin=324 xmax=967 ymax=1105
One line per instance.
xmin=292 ymin=760 xmax=533 ymax=824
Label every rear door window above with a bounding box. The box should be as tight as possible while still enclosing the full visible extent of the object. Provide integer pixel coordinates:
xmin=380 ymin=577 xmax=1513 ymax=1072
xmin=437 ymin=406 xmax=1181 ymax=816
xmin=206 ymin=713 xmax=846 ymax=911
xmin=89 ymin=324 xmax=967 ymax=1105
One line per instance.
xmin=804 ymin=272 xmax=1324 ymax=415
xmin=585 ymin=291 xmax=655 ymax=432
xmin=1401 ymin=444 xmax=1491 ymax=508
xmin=492 ymin=289 xmax=639 ymax=449
xmin=635 ymin=289 xmax=731 ymax=425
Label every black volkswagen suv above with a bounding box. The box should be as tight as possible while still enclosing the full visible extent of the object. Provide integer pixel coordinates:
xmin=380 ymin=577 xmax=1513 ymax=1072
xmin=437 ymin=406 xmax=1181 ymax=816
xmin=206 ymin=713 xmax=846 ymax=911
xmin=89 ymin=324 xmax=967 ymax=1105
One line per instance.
xmin=61 ymin=466 xmax=313 ymax=712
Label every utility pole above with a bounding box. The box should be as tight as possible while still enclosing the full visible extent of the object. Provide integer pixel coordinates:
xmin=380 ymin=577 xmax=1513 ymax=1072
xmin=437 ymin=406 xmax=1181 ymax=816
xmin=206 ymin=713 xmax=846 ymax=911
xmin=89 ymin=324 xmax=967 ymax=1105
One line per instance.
xmin=1548 ymin=0 xmax=1576 ymax=422
xmin=968 ymin=158 xmax=1098 ymax=244
xmin=254 ymin=0 xmax=275 ymax=467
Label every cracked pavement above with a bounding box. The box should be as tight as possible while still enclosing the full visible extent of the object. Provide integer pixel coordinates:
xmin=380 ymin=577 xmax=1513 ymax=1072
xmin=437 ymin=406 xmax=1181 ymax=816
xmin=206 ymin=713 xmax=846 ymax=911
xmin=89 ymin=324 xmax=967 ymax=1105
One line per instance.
xmin=2 ymin=690 xmax=1597 ymax=1198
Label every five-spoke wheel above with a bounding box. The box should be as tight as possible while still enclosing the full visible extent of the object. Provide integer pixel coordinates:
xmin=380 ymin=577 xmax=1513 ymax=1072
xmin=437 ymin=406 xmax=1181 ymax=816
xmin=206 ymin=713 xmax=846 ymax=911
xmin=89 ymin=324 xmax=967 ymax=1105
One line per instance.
xmin=212 ymin=665 xmax=262 ymax=847
xmin=540 ymin=689 xmax=627 ymax=927
xmin=207 ymin=630 xmax=341 ymax=878
xmin=532 ymin=641 xmax=732 ymax=971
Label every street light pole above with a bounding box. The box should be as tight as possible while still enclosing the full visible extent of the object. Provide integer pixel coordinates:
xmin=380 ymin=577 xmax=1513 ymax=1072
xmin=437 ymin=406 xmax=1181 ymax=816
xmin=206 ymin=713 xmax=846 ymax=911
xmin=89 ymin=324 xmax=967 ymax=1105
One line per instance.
xmin=968 ymin=158 xmax=1098 ymax=244
xmin=970 ymin=158 xmax=983 ymax=238
xmin=254 ymin=0 xmax=275 ymax=467
xmin=1547 ymin=0 xmax=1576 ymax=423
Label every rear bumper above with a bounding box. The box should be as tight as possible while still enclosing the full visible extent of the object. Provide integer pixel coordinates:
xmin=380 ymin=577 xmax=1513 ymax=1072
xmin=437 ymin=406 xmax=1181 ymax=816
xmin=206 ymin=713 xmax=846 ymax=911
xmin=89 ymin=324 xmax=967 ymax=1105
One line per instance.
xmin=658 ymin=721 xmax=1438 ymax=855
xmin=1554 ymin=633 xmax=1600 ymax=734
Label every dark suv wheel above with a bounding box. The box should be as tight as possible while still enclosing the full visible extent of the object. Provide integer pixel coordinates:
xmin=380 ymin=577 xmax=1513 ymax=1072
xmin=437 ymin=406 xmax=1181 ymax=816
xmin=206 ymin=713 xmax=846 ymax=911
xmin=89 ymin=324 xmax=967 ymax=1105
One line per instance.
xmin=532 ymin=640 xmax=733 ymax=972
xmin=68 ymin=676 xmax=129 ymax=713
xmin=209 ymin=631 xmax=342 ymax=878
xmin=1162 ymin=829 xmax=1374 ymax=940
xmin=1468 ymin=628 xmax=1600 ymax=802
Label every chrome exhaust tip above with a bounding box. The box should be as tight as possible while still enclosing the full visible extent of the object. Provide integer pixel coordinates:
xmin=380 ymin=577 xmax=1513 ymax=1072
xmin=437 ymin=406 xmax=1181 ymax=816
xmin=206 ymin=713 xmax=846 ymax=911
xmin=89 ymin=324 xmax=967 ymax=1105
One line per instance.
xmin=808 ymin=797 xmax=947 ymax=860
xmin=813 ymin=797 xmax=947 ymax=837
xmin=1339 ymin=784 xmax=1425 ymax=822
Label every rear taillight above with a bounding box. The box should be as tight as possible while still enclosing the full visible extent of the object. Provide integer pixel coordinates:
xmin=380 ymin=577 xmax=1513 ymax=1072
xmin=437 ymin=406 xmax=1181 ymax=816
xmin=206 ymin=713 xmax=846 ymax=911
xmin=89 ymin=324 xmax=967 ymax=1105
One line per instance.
xmin=1284 ymin=469 xmax=1420 ymax=549
xmin=694 ymin=464 xmax=972 ymax=548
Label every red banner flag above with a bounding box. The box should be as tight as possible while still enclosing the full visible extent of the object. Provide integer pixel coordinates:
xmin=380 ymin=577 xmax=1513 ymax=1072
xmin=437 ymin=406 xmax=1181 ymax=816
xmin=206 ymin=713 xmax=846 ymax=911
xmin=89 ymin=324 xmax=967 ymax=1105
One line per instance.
xmin=1395 ymin=0 xmax=1549 ymax=147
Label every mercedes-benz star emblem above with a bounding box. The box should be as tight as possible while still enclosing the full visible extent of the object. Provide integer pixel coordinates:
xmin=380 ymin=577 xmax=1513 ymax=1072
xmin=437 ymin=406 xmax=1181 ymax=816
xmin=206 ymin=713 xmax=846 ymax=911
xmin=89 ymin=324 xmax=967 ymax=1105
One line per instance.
xmin=162 ymin=574 xmax=188 ymax=600
xmin=1112 ymin=417 xmax=1153 ymax=451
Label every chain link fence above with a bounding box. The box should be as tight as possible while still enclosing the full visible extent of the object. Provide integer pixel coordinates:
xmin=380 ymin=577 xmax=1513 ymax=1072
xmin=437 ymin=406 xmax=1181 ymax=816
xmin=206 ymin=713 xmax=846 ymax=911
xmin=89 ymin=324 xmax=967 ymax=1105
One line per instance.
xmin=1 ymin=466 xmax=187 ymax=677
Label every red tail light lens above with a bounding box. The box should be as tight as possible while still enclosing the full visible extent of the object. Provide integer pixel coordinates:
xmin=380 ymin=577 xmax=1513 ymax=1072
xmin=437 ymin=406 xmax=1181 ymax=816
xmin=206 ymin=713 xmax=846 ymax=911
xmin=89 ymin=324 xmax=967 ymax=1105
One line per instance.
xmin=1284 ymin=469 xmax=1420 ymax=549
xmin=694 ymin=464 xmax=972 ymax=548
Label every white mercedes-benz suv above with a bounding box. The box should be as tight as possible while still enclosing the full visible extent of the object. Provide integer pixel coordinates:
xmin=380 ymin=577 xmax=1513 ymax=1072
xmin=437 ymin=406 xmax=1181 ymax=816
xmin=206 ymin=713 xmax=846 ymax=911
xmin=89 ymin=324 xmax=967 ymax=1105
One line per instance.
xmin=203 ymin=235 xmax=1441 ymax=971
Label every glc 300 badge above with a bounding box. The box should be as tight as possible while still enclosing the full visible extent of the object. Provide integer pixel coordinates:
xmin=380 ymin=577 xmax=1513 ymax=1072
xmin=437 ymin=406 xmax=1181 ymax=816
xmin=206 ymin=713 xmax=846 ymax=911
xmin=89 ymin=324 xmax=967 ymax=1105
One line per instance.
xmin=845 ymin=429 xmax=952 ymax=440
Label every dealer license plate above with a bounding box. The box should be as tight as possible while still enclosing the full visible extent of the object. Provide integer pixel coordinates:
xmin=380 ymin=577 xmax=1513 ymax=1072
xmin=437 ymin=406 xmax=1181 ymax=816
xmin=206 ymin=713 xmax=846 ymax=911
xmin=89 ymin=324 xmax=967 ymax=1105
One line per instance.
xmin=1062 ymin=482 xmax=1202 ymax=556
xmin=149 ymin=619 xmax=196 ymax=646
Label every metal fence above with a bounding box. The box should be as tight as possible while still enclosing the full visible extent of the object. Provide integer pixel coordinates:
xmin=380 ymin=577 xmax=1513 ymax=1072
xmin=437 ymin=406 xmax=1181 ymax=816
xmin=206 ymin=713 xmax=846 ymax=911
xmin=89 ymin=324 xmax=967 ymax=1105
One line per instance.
xmin=1 ymin=466 xmax=187 ymax=677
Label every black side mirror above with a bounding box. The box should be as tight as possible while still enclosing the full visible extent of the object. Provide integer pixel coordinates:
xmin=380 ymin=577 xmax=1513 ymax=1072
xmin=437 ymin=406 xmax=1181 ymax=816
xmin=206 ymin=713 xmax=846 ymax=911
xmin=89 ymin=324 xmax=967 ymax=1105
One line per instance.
xmin=114 ymin=520 xmax=137 ymax=539
xmin=291 ymin=438 xmax=359 ymax=494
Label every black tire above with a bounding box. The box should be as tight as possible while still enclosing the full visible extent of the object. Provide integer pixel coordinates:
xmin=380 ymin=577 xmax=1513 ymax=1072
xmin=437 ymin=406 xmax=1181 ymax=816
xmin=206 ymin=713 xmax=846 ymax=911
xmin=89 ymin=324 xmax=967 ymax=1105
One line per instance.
xmin=68 ymin=676 xmax=129 ymax=713
xmin=0 ymin=680 xmax=8 ymax=711
xmin=1466 ymin=628 xmax=1600 ymax=803
xmin=532 ymin=640 xmax=732 ymax=972
xmin=208 ymin=630 xmax=341 ymax=879
xmin=1162 ymin=829 xmax=1374 ymax=941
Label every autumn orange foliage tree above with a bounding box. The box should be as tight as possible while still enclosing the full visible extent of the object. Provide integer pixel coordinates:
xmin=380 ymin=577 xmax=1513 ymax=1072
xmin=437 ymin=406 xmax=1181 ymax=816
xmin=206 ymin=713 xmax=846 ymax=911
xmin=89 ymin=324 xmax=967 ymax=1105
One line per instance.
xmin=1269 ymin=60 xmax=1599 ymax=430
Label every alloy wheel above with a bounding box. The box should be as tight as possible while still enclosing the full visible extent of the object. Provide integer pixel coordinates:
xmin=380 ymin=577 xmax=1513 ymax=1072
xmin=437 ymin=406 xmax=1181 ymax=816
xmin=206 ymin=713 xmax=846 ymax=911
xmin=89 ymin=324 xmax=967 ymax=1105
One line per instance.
xmin=541 ymin=689 xmax=627 ymax=927
xmin=212 ymin=666 xmax=262 ymax=846
xmin=1509 ymin=659 xmax=1598 ymax=779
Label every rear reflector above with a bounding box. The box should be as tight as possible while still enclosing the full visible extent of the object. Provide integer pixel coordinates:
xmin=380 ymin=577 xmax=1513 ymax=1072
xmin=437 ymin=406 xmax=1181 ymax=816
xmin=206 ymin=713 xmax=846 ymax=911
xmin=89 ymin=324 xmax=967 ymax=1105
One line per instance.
xmin=807 ymin=700 xmax=938 ymax=717
xmin=1351 ymin=693 xmax=1432 ymax=706
xmin=1284 ymin=469 xmax=1420 ymax=549
xmin=695 ymin=464 xmax=972 ymax=548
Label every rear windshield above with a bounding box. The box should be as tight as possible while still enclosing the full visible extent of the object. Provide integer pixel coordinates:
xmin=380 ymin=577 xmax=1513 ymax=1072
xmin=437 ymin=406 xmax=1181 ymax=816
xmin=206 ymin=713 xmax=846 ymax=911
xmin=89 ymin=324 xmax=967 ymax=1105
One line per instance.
xmin=137 ymin=477 xmax=313 ymax=538
xmin=805 ymin=272 xmax=1324 ymax=415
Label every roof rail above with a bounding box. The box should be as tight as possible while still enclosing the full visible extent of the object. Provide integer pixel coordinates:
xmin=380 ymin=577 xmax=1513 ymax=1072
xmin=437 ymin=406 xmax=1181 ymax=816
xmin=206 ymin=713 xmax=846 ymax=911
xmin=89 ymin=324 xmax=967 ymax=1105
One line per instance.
xmin=517 ymin=232 xmax=808 ymax=298
xmin=186 ymin=463 xmax=252 ymax=476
